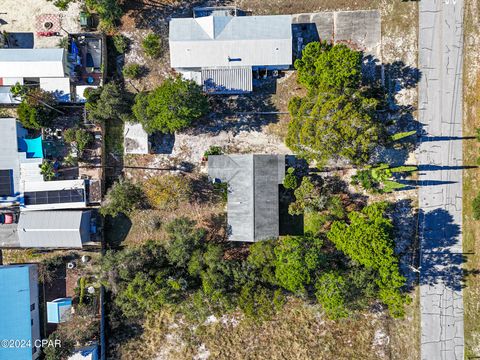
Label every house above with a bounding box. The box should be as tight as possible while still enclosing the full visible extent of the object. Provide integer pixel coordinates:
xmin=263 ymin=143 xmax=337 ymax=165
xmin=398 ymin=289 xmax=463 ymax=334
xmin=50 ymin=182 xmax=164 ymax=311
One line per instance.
xmin=0 ymin=118 xmax=98 ymax=210
xmin=0 ymin=210 xmax=95 ymax=248
xmin=68 ymin=344 xmax=99 ymax=360
xmin=0 ymin=34 xmax=105 ymax=104
xmin=208 ymin=154 xmax=285 ymax=242
xmin=124 ymin=122 xmax=150 ymax=155
xmin=169 ymin=12 xmax=292 ymax=94
xmin=0 ymin=264 xmax=41 ymax=359
xmin=47 ymin=298 xmax=73 ymax=323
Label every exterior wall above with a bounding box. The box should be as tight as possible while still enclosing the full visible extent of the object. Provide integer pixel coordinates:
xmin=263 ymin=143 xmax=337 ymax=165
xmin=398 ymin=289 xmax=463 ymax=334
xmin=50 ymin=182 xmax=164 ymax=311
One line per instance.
xmin=28 ymin=265 xmax=40 ymax=360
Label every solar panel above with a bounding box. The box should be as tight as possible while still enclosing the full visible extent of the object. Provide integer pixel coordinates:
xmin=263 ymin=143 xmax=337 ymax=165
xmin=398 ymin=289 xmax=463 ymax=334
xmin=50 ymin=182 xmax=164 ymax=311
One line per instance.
xmin=0 ymin=169 xmax=13 ymax=197
xmin=24 ymin=189 xmax=85 ymax=206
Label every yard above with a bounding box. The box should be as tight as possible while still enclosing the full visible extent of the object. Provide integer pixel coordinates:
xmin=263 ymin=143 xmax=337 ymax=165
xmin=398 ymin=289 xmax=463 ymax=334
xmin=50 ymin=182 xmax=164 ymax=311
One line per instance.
xmin=108 ymin=1 xmax=421 ymax=359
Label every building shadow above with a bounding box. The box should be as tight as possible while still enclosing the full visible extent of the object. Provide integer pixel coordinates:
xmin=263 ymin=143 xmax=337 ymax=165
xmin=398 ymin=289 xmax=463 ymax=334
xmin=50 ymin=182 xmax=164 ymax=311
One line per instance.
xmin=104 ymin=214 xmax=132 ymax=249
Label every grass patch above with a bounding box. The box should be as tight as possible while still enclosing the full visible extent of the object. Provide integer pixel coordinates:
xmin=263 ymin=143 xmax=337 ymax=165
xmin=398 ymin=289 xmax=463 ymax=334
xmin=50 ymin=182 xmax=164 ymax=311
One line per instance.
xmin=463 ymin=0 xmax=480 ymax=356
xmin=105 ymin=118 xmax=124 ymax=157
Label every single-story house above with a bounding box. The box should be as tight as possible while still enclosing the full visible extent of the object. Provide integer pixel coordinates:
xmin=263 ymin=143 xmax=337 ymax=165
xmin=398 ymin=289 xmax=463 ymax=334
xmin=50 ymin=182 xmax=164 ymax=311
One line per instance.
xmin=208 ymin=154 xmax=286 ymax=242
xmin=0 ymin=210 xmax=94 ymax=248
xmin=169 ymin=13 xmax=292 ymax=94
xmin=0 ymin=34 xmax=105 ymax=104
xmin=47 ymin=298 xmax=73 ymax=323
xmin=0 ymin=264 xmax=41 ymax=359
xmin=0 ymin=118 xmax=95 ymax=211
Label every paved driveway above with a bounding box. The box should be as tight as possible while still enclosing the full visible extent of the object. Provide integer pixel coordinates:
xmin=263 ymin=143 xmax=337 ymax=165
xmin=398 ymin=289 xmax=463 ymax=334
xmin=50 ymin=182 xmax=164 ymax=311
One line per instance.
xmin=418 ymin=1 xmax=464 ymax=359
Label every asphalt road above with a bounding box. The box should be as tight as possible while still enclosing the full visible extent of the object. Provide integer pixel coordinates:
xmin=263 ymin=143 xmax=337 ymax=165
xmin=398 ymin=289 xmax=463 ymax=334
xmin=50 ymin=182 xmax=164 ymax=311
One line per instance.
xmin=418 ymin=1 xmax=465 ymax=359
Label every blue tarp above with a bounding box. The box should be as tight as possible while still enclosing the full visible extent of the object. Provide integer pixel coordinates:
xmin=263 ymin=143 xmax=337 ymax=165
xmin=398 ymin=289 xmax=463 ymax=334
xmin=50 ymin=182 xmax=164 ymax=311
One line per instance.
xmin=17 ymin=136 xmax=44 ymax=159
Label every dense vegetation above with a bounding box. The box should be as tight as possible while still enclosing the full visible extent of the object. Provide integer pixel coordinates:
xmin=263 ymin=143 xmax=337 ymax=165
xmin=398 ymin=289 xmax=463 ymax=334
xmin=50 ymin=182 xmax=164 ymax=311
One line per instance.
xmin=101 ymin=172 xmax=408 ymax=324
xmin=286 ymin=42 xmax=386 ymax=166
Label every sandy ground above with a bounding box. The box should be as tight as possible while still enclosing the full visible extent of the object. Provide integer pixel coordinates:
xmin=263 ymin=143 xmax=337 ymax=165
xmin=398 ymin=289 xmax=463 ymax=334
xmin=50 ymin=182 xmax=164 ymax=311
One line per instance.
xmin=0 ymin=0 xmax=81 ymax=48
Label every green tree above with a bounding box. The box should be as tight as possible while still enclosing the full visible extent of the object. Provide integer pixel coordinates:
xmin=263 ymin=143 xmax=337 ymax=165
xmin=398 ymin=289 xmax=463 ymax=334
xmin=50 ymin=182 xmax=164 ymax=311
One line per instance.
xmin=132 ymin=77 xmax=209 ymax=134
xmin=327 ymin=202 xmax=409 ymax=317
xmin=85 ymin=82 xmax=132 ymax=123
xmin=112 ymin=34 xmax=130 ymax=54
xmin=315 ymin=272 xmax=349 ymax=319
xmin=142 ymin=33 xmax=162 ymax=58
xmin=164 ymin=217 xmax=206 ymax=268
xmin=43 ymin=332 xmax=74 ymax=360
xmin=86 ymin=0 xmax=123 ymax=32
xmin=295 ymin=42 xmax=362 ymax=93
xmin=100 ymin=179 xmax=144 ymax=217
xmin=17 ymin=89 xmax=57 ymax=129
xmin=288 ymin=176 xmax=329 ymax=215
xmin=286 ymin=91 xmax=382 ymax=165
xmin=247 ymin=239 xmax=277 ymax=284
xmin=274 ymin=235 xmax=324 ymax=293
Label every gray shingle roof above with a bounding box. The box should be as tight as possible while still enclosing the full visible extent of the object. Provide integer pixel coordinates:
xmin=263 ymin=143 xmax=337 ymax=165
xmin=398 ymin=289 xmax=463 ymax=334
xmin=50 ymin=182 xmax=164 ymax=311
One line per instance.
xmin=208 ymin=154 xmax=285 ymax=242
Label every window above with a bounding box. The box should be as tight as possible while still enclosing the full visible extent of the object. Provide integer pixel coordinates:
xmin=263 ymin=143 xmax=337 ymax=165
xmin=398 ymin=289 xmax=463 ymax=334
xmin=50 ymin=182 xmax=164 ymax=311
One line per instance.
xmin=31 ymin=319 xmax=33 ymax=326
xmin=30 ymin=303 xmax=35 ymax=311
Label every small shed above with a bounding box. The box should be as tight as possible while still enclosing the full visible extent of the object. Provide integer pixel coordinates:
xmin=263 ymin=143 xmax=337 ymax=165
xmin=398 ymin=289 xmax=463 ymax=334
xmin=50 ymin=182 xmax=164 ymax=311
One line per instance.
xmin=124 ymin=122 xmax=149 ymax=155
xmin=47 ymin=298 xmax=72 ymax=323
xmin=68 ymin=344 xmax=98 ymax=360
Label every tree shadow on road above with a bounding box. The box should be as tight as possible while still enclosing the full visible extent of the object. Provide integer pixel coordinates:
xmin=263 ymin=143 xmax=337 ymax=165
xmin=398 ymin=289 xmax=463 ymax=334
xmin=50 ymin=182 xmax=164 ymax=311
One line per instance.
xmin=418 ymin=208 xmax=479 ymax=291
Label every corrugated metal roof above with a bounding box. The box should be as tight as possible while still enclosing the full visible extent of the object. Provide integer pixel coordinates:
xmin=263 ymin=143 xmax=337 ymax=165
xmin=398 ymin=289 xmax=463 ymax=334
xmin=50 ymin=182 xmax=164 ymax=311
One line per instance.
xmin=169 ymin=15 xmax=292 ymax=68
xmin=0 ymin=48 xmax=66 ymax=78
xmin=17 ymin=210 xmax=91 ymax=248
xmin=208 ymin=154 xmax=285 ymax=242
xmin=0 ymin=264 xmax=39 ymax=360
xmin=202 ymin=67 xmax=253 ymax=94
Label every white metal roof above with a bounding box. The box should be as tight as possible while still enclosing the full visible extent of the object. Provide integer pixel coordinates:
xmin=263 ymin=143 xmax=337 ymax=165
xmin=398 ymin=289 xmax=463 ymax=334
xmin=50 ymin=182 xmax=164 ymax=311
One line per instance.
xmin=169 ymin=15 xmax=292 ymax=68
xmin=17 ymin=210 xmax=91 ymax=248
xmin=40 ymin=77 xmax=71 ymax=102
xmin=0 ymin=119 xmax=21 ymax=206
xmin=0 ymin=48 xmax=66 ymax=78
xmin=124 ymin=122 xmax=149 ymax=154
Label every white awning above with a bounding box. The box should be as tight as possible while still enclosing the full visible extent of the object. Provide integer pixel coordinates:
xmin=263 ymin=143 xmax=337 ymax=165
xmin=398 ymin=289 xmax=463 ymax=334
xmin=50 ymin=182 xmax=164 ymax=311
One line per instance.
xmin=201 ymin=67 xmax=253 ymax=94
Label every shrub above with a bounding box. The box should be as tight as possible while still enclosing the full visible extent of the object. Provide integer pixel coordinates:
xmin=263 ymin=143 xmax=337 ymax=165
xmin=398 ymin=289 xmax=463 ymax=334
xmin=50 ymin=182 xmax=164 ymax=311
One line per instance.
xmin=315 ymin=272 xmax=349 ymax=319
xmin=473 ymin=193 xmax=480 ymax=220
xmin=75 ymin=128 xmax=93 ymax=153
xmin=143 ymin=174 xmax=192 ymax=210
xmin=122 ymin=63 xmax=142 ymax=79
xmin=142 ymin=33 xmax=162 ymax=58
xmin=113 ymin=34 xmax=130 ymax=54
xmin=203 ymin=146 xmax=223 ymax=160
xmin=100 ymin=179 xmax=144 ymax=217
xmin=40 ymin=161 xmax=56 ymax=181
xmin=86 ymin=0 xmax=123 ymax=32
xmin=283 ymin=167 xmax=298 ymax=189
xmin=43 ymin=332 xmax=74 ymax=360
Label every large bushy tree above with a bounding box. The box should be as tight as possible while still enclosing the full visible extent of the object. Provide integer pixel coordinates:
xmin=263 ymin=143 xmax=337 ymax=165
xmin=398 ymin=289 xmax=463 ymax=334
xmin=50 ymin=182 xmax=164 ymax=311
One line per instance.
xmin=286 ymin=91 xmax=382 ymax=165
xmin=85 ymin=82 xmax=132 ymax=123
xmin=17 ymin=88 xmax=57 ymax=129
xmin=295 ymin=42 xmax=362 ymax=93
xmin=132 ymin=77 xmax=209 ymax=134
xmin=327 ymin=202 xmax=409 ymax=317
